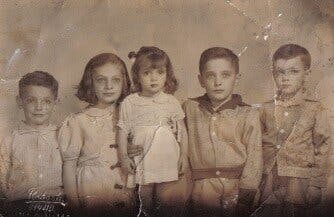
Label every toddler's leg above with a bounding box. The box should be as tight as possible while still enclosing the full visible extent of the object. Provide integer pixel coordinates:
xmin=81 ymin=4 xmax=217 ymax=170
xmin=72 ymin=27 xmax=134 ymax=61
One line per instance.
xmin=138 ymin=184 xmax=155 ymax=217
xmin=155 ymin=174 xmax=192 ymax=217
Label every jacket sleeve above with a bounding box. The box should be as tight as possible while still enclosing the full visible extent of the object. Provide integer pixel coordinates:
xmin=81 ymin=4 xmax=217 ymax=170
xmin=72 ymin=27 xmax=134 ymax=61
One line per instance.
xmin=310 ymin=103 xmax=331 ymax=188
xmin=238 ymin=108 xmax=263 ymax=205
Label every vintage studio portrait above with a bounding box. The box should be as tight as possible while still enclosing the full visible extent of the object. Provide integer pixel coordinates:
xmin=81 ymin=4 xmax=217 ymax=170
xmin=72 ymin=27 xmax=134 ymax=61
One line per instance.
xmin=0 ymin=0 xmax=333 ymax=217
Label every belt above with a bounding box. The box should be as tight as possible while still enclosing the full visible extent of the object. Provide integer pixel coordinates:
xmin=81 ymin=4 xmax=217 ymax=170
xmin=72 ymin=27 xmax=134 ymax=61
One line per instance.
xmin=192 ymin=167 xmax=243 ymax=181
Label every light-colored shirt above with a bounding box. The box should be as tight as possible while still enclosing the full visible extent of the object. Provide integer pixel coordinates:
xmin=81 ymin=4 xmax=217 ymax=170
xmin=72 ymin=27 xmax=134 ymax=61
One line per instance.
xmin=0 ymin=122 xmax=63 ymax=201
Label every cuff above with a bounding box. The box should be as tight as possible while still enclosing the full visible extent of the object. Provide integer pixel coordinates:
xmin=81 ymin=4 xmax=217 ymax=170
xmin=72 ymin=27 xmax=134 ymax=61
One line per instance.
xmin=309 ymin=177 xmax=327 ymax=188
xmin=237 ymin=188 xmax=257 ymax=206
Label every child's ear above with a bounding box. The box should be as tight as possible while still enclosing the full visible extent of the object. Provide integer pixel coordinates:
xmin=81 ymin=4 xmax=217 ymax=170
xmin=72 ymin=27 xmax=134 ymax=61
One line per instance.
xmin=198 ymin=74 xmax=206 ymax=88
xmin=16 ymin=96 xmax=23 ymax=109
xmin=235 ymin=73 xmax=241 ymax=85
xmin=55 ymin=97 xmax=60 ymax=104
xmin=305 ymin=69 xmax=311 ymax=76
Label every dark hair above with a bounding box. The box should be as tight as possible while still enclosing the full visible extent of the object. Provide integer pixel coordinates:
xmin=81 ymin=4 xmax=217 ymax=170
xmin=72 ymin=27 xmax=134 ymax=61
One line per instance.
xmin=19 ymin=71 xmax=59 ymax=99
xmin=273 ymin=44 xmax=311 ymax=70
xmin=199 ymin=47 xmax=239 ymax=74
xmin=76 ymin=53 xmax=131 ymax=104
xmin=129 ymin=46 xmax=178 ymax=94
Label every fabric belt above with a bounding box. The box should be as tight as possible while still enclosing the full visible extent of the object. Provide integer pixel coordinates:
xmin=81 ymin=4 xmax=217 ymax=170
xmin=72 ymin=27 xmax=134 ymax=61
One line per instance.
xmin=192 ymin=167 xmax=243 ymax=180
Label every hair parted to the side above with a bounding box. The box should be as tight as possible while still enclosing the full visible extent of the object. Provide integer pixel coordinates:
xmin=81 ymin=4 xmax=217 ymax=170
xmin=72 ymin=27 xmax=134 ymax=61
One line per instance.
xmin=199 ymin=47 xmax=239 ymax=74
xmin=76 ymin=53 xmax=131 ymax=104
xmin=129 ymin=46 xmax=178 ymax=94
xmin=19 ymin=71 xmax=59 ymax=99
xmin=273 ymin=44 xmax=311 ymax=70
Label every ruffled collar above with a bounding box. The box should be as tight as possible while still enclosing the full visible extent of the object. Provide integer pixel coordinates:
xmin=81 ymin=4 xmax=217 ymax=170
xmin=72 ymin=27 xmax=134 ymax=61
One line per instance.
xmin=130 ymin=91 xmax=171 ymax=106
xmin=83 ymin=104 xmax=116 ymax=117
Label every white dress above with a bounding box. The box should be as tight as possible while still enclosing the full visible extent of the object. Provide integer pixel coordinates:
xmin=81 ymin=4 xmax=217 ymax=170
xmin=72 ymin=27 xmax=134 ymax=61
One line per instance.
xmin=58 ymin=106 xmax=134 ymax=208
xmin=118 ymin=92 xmax=185 ymax=187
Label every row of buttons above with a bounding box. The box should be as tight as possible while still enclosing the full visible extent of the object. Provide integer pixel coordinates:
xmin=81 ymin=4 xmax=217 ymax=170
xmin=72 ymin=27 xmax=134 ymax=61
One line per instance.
xmin=38 ymin=154 xmax=43 ymax=179
xmin=277 ymin=111 xmax=288 ymax=149
xmin=211 ymin=117 xmax=217 ymax=137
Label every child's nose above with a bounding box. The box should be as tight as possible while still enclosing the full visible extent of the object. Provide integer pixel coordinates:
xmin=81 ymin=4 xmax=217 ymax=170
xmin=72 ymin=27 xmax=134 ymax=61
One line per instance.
xmin=214 ymin=76 xmax=223 ymax=86
xmin=281 ymin=76 xmax=290 ymax=82
xmin=35 ymin=102 xmax=43 ymax=110
xmin=150 ymin=74 xmax=158 ymax=81
xmin=106 ymin=80 xmax=113 ymax=89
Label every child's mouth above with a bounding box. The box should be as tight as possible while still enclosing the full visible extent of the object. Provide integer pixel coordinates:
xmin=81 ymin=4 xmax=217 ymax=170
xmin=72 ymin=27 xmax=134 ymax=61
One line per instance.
xmin=151 ymin=84 xmax=158 ymax=88
xmin=33 ymin=114 xmax=45 ymax=117
xmin=281 ymin=84 xmax=291 ymax=88
xmin=103 ymin=92 xmax=115 ymax=97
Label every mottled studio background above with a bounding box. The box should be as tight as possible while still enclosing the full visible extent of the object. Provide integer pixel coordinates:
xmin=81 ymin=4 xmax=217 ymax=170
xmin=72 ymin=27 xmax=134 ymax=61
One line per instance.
xmin=0 ymin=0 xmax=333 ymax=137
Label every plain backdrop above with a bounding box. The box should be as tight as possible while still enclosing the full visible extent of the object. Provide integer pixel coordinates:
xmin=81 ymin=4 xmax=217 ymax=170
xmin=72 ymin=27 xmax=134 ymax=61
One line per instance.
xmin=0 ymin=0 xmax=333 ymax=137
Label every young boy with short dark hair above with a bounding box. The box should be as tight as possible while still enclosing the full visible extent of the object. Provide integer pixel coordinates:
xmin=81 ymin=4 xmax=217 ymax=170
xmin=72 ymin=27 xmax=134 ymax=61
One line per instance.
xmin=0 ymin=71 xmax=64 ymax=214
xmin=183 ymin=47 xmax=263 ymax=216
xmin=258 ymin=44 xmax=330 ymax=217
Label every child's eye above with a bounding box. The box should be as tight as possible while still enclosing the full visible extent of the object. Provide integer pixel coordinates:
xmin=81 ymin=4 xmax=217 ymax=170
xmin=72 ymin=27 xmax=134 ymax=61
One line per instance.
xmin=144 ymin=71 xmax=150 ymax=76
xmin=113 ymin=78 xmax=121 ymax=83
xmin=158 ymin=70 xmax=166 ymax=75
xmin=43 ymin=99 xmax=52 ymax=104
xmin=25 ymin=98 xmax=35 ymax=104
xmin=206 ymin=74 xmax=214 ymax=79
xmin=221 ymin=73 xmax=231 ymax=78
xmin=291 ymin=69 xmax=300 ymax=74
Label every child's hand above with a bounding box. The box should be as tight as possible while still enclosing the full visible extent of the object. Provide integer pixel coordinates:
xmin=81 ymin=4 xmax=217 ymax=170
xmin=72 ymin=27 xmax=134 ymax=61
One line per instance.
xmin=127 ymin=145 xmax=143 ymax=158
xmin=121 ymin=157 xmax=136 ymax=175
xmin=67 ymin=196 xmax=80 ymax=211
xmin=306 ymin=186 xmax=322 ymax=206
xmin=167 ymin=116 xmax=178 ymax=137
xmin=177 ymin=155 xmax=188 ymax=176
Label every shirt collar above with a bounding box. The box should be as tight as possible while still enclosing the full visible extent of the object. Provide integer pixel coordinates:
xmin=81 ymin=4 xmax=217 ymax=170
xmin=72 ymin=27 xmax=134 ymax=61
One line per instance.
xmin=274 ymin=90 xmax=305 ymax=107
xmin=17 ymin=121 xmax=57 ymax=134
xmin=196 ymin=94 xmax=248 ymax=114
xmin=131 ymin=91 xmax=170 ymax=105
xmin=84 ymin=104 xmax=116 ymax=117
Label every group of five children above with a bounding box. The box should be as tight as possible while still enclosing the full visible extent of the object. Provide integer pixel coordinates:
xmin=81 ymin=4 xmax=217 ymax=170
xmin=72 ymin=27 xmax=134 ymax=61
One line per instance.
xmin=0 ymin=43 xmax=331 ymax=217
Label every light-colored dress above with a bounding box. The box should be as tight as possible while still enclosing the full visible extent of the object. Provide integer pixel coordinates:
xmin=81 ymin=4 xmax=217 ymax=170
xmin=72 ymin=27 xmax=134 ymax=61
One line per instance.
xmin=118 ymin=92 xmax=185 ymax=187
xmin=0 ymin=122 xmax=63 ymax=201
xmin=58 ymin=106 xmax=134 ymax=208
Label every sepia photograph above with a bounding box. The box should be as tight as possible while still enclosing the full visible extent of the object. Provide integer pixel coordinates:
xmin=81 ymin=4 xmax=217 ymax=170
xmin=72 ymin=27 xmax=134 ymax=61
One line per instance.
xmin=0 ymin=0 xmax=333 ymax=216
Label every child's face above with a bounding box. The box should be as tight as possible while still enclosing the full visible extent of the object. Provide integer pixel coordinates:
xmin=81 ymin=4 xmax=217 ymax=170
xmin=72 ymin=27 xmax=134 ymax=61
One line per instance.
xmin=273 ymin=56 xmax=309 ymax=95
xmin=199 ymin=58 xmax=239 ymax=105
xmin=138 ymin=62 xmax=167 ymax=96
xmin=18 ymin=85 xmax=56 ymax=126
xmin=93 ymin=63 xmax=123 ymax=106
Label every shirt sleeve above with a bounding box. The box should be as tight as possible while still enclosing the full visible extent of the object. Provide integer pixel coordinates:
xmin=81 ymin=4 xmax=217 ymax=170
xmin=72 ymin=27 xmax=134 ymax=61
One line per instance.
xmin=309 ymin=104 xmax=331 ymax=188
xmin=170 ymin=96 xmax=185 ymax=120
xmin=239 ymin=108 xmax=263 ymax=192
xmin=0 ymin=133 xmax=13 ymax=197
xmin=58 ymin=114 xmax=83 ymax=162
xmin=117 ymin=98 xmax=133 ymax=134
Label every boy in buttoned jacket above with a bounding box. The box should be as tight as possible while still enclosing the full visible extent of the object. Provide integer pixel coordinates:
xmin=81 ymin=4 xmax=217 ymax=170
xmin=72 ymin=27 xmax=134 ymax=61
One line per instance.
xmin=183 ymin=47 xmax=263 ymax=217
xmin=257 ymin=44 xmax=330 ymax=217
